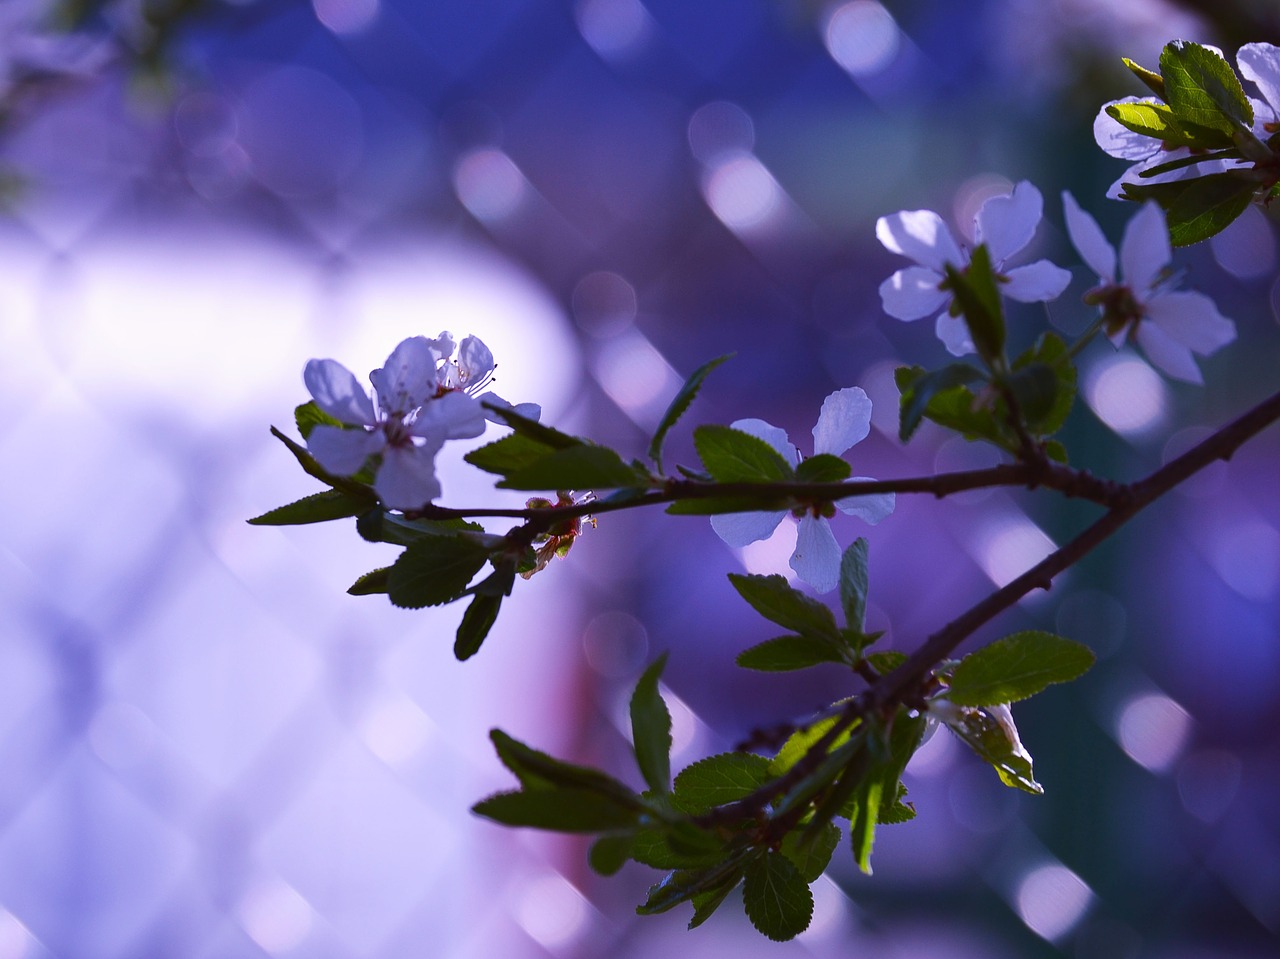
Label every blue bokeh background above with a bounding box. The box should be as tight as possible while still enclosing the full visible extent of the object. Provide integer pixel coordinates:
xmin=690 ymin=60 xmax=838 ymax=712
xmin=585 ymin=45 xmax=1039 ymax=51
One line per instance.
xmin=1 ymin=0 xmax=1279 ymax=956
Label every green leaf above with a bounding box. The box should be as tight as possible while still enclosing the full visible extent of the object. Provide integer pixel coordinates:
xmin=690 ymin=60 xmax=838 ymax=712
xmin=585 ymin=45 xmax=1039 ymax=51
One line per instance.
xmin=638 ymin=860 xmax=748 ymax=916
xmin=878 ymin=781 xmax=916 ymax=824
xmin=1160 ymin=39 xmax=1252 ymax=140
xmin=672 ymin=752 xmax=773 ymax=814
xmin=589 ymin=834 xmax=635 ymax=876
xmin=1003 ymin=362 xmax=1059 ymax=430
xmin=943 ymin=244 xmax=1004 ymax=364
xmin=649 ymin=353 xmax=733 ymax=473
xmin=1013 ymin=332 xmax=1076 ymax=436
xmin=834 ymin=713 xmax=925 ymax=874
xmin=1120 ymin=171 xmax=1258 ymax=245
xmin=728 ymin=573 xmax=840 ymax=643
xmin=472 ymin=788 xmax=639 ymax=832
xmin=795 ymin=454 xmax=852 ymax=483
xmin=769 ymin=713 xmax=858 ymax=777
xmin=465 ymin=432 xmax=558 ymax=478
xmin=895 ymin=363 xmax=988 ymax=442
xmin=347 ymin=567 xmax=390 ymax=595
xmin=838 ymin=538 xmax=870 ymax=633
xmin=357 ymin=510 xmax=484 ymax=545
xmin=1123 ymin=56 xmax=1165 ymax=98
xmin=1044 ymin=439 xmax=1069 ymax=463
xmin=665 ymin=495 xmax=789 ymax=515
xmin=630 ymin=825 xmax=725 ymax=870
xmin=693 ymin=425 xmax=796 ymax=483
xmin=294 ymin=400 xmax=343 ymax=440
xmin=488 ymin=730 xmax=642 ymax=804
xmin=736 ymin=635 xmax=847 ymax=672
xmin=454 ymin=593 xmax=502 ymax=660
xmin=1105 ymin=99 xmax=1203 ymax=148
xmin=499 ymin=444 xmax=652 ymax=490
xmin=386 ymin=536 xmax=492 ymax=609
xmin=688 ymin=881 xmax=738 ymax=929
xmin=946 ymin=631 xmax=1095 ymax=706
xmin=480 ymin=403 xmax=582 ymax=450
xmin=847 ymin=768 xmax=884 ymax=875
xmin=631 ymin=654 xmax=673 ymax=794
xmin=865 ymin=650 xmax=907 ymax=675
xmin=939 ymin=703 xmax=1042 ymax=794
xmin=781 ymin=822 xmax=840 ymax=882
xmin=742 ymin=852 xmax=814 ymax=942
xmin=248 ymin=488 xmax=375 ymax=526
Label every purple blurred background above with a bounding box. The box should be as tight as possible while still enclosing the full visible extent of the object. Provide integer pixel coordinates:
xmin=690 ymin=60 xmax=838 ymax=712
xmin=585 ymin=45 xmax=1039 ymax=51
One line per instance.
xmin=1 ymin=0 xmax=1279 ymax=956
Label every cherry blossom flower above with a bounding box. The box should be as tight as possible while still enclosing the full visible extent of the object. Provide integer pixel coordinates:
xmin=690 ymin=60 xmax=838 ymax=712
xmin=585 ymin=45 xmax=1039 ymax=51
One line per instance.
xmin=710 ymin=388 xmax=894 ymax=593
xmin=877 ymin=181 xmax=1071 ymax=356
xmin=304 ymin=333 xmax=538 ymax=510
xmin=1062 ymin=192 xmax=1235 ymax=384
xmin=1094 ymin=96 xmax=1246 ymax=200
xmin=1238 ymin=43 xmax=1280 ymax=144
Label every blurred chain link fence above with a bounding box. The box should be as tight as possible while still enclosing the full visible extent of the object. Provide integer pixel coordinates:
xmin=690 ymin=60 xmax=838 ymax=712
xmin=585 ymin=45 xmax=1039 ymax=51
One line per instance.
xmin=1 ymin=1 xmax=1279 ymax=956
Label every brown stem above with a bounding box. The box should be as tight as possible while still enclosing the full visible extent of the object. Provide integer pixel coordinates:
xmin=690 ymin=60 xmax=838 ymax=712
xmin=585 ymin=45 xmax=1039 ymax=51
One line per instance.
xmin=410 ymin=459 xmax=1128 ymax=531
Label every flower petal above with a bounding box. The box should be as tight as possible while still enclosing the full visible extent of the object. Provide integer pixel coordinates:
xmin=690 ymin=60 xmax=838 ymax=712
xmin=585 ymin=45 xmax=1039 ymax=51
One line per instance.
xmin=811 ymin=387 xmax=872 ymax=456
xmin=376 ymin=440 xmax=445 ymax=510
xmin=1093 ymin=97 xmax=1162 ymax=160
xmin=456 ymin=335 xmax=495 ymax=387
xmin=879 ymin=266 xmax=950 ymax=320
xmin=304 ymin=358 xmax=377 ymax=426
xmin=477 ymin=391 xmax=541 ymax=423
xmin=935 ymin=311 xmax=975 ymax=357
xmin=1144 ymin=291 xmax=1236 ymax=354
xmin=974 ymin=180 xmax=1042 ymax=264
xmin=836 ymin=481 xmax=895 ymax=524
xmin=1001 ymin=260 xmax=1072 ymax=303
xmin=370 ymin=337 xmax=442 ymax=414
xmin=876 ymin=210 xmax=965 ymax=273
xmin=1062 ymin=191 xmax=1116 ymax=281
xmin=413 ymin=391 xmax=487 ymax=440
xmin=789 ymin=516 xmax=842 ymax=593
xmin=730 ymin=418 xmax=798 ymax=462
xmin=1135 ymin=321 xmax=1202 ymax=384
xmin=710 ymin=510 xmax=787 ymax=548
xmin=306 ymin=424 xmax=383 ymax=475
xmin=1119 ymin=201 xmax=1171 ymax=292
xmin=1237 ymin=43 xmax=1280 ymax=117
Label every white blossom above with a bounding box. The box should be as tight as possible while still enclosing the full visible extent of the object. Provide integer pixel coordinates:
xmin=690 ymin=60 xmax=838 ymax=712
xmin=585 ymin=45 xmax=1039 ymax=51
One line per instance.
xmin=877 ymin=181 xmax=1071 ymax=356
xmin=1062 ymin=192 xmax=1235 ymax=384
xmin=710 ymin=388 xmax=894 ymax=593
xmin=304 ymin=333 xmax=538 ymax=510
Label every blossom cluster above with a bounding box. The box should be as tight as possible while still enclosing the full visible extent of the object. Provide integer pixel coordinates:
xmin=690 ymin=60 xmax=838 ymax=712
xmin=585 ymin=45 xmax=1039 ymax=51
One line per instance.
xmin=875 ymin=181 xmax=1236 ymax=385
xmin=1095 ymin=42 xmax=1280 ymax=198
xmin=304 ymin=333 xmax=538 ymax=511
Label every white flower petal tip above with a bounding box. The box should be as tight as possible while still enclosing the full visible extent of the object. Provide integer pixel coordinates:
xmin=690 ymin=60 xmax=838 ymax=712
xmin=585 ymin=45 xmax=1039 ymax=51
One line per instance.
xmin=837 ymin=484 xmax=895 ymax=525
xmin=812 ymin=388 xmax=872 ymax=457
xmin=304 ymin=359 xmax=377 ymax=426
xmin=876 ymin=210 xmax=964 ymax=273
xmin=710 ymin=510 xmax=787 ymax=549
xmin=879 ymin=267 xmax=949 ymax=321
xmin=1062 ymin=191 xmax=1116 ymax=282
xmin=936 ymin=311 xmax=975 ymax=357
xmin=1001 ymin=260 xmax=1072 ymax=303
xmin=789 ymin=515 xmax=842 ymax=593
xmin=974 ymin=180 xmax=1043 ymax=263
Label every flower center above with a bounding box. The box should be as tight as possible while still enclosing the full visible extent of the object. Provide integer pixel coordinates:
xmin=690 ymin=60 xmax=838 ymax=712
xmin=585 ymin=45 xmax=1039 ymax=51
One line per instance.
xmin=1086 ymin=283 xmax=1144 ymax=339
